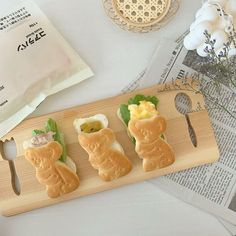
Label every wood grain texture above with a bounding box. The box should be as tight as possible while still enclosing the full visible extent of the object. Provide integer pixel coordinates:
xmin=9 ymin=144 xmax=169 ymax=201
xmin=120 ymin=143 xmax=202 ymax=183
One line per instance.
xmin=0 ymin=82 xmax=219 ymax=216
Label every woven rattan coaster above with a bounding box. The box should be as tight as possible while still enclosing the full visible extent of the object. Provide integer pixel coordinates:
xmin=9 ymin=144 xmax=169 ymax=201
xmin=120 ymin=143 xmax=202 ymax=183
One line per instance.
xmin=113 ymin=0 xmax=171 ymax=27
xmin=103 ymin=0 xmax=179 ymax=32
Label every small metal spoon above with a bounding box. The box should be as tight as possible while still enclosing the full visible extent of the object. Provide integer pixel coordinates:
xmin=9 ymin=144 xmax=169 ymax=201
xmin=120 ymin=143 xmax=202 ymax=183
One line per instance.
xmin=0 ymin=139 xmax=21 ymax=195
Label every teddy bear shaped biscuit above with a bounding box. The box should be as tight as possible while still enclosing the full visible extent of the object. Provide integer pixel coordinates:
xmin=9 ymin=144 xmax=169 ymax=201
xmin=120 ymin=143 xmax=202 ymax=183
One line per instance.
xmin=25 ymin=141 xmax=80 ymax=198
xmin=128 ymin=116 xmax=175 ymax=171
xmin=78 ymin=128 xmax=132 ymax=181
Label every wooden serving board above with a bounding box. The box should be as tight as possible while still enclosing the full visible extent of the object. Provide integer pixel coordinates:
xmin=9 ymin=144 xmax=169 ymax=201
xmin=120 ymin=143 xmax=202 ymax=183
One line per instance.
xmin=0 ymin=82 xmax=219 ymax=216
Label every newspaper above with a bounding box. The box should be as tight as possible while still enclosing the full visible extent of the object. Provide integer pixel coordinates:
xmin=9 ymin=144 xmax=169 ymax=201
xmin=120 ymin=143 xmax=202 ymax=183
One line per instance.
xmin=122 ymin=34 xmax=236 ymax=231
xmin=220 ymin=219 xmax=236 ymax=235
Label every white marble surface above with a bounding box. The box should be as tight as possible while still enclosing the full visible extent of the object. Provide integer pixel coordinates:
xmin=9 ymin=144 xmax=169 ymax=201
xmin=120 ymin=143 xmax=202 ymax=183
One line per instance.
xmin=0 ymin=0 xmax=231 ymax=235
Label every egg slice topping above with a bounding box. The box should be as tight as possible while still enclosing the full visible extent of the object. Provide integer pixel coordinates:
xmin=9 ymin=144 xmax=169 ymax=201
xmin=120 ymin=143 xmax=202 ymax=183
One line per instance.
xmin=128 ymin=101 xmax=158 ymax=121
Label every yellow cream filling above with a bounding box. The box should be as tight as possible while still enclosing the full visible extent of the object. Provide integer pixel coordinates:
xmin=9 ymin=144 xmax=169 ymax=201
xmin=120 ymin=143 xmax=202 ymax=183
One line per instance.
xmin=80 ymin=121 xmax=103 ymax=133
xmin=128 ymin=101 xmax=158 ymax=120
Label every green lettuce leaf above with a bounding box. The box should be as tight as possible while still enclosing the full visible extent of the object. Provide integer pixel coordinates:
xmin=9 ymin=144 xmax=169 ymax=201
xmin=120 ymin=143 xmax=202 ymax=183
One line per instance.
xmin=119 ymin=104 xmax=130 ymax=126
xmin=128 ymin=94 xmax=159 ymax=107
xmin=32 ymin=129 xmax=45 ymax=136
xmin=45 ymin=118 xmax=67 ymax=163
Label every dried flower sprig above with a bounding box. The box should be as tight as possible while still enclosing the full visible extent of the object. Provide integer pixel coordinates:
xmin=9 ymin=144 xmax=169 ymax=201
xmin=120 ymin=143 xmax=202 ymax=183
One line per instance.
xmin=159 ymin=74 xmax=236 ymax=121
xmin=175 ymin=29 xmax=236 ymax=121
xmin=199 ymin=30 xmax=236 ymax=90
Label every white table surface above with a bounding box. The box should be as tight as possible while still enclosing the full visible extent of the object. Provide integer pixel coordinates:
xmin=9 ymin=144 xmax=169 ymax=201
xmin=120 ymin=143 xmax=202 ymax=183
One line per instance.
xmin=0 ymin=0 xmax=231 ymax=235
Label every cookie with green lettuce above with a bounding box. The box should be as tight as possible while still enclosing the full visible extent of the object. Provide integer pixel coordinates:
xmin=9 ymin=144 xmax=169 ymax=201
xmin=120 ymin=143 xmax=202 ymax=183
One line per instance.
xmin=117 ymin=94 xmax=165 ymax=142
xmin=23 ymin=118 xmax=76 ymax=171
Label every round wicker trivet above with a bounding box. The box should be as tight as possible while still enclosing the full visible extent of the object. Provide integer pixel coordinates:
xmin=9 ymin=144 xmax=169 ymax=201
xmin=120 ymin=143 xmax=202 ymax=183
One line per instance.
xmin=103 ymin=0 xmax=180 ymax=33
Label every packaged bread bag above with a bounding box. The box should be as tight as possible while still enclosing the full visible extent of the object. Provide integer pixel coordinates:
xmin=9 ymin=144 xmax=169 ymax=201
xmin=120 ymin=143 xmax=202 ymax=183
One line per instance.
xmin=0 ymin=1 xmax=94 ymax=138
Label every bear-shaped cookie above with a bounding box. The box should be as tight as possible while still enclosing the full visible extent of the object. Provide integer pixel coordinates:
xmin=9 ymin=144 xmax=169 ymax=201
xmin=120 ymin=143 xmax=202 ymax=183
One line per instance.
xmin=128 ymin=116 xmax=175 ymax=171
xmin=25 ymin=141 xmax=80 ymax=198
xmin=78 ymin=128 xmax=132 ymax=181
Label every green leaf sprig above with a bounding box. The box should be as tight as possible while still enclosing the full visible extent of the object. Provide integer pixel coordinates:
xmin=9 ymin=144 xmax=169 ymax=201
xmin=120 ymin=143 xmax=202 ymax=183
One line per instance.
xmin=32 ymin=118 xmax=67 ymax=163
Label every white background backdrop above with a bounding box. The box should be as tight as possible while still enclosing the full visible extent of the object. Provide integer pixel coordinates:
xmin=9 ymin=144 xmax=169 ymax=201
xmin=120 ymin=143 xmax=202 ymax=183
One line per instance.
xmin=0 ymin=0 xmax=231 ymax=235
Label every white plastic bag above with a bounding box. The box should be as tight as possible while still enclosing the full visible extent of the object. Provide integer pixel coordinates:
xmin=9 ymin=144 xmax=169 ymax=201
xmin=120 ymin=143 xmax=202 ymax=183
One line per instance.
xmin=0 ymin=1 xmax=94 ymax=138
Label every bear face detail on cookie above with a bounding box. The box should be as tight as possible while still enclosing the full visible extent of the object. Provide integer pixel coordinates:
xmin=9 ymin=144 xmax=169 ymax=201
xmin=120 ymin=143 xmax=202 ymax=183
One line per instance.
xmin=23 ymin=119 xmax=80 ymax=198
xmin=74 ymin=114 xmax=132 ymax=181
xmin=118 ymin=94 xmax=175 ymax=171
xmin=128 ymin=116 xmax=175 ymax=171
xmin=25 ymin=141 xmax=80 ymax=198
